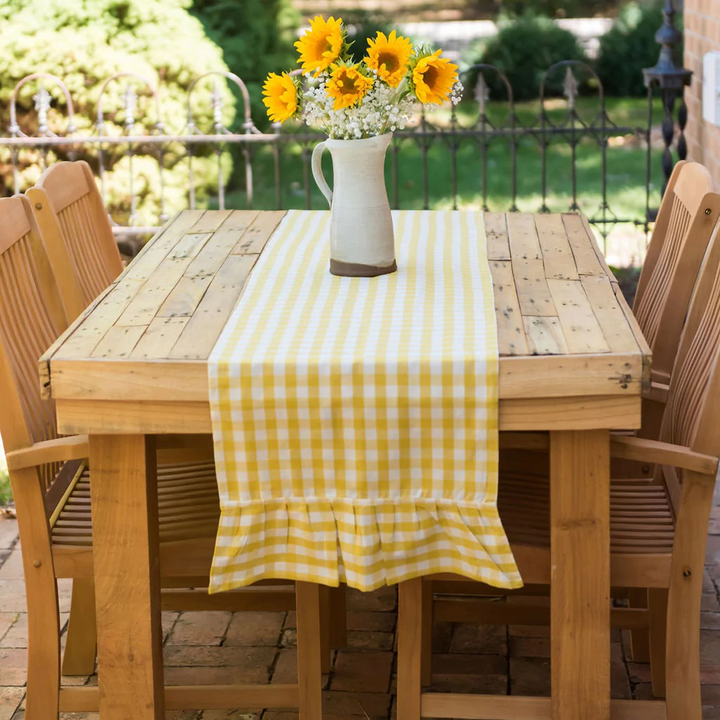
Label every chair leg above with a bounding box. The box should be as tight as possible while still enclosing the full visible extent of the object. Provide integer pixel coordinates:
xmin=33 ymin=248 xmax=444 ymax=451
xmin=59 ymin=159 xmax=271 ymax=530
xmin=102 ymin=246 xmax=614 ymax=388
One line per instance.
xmin=421 ymin=580 xmax=433 ymax=687
xmin=398 ymin=578 xmax=423 ymax=720
xmin=62 ymin=577 xmax=97 ymax=676
xmin=296 ymin=582 xmax=323 ymax=720
xmin=664 ymin=471 xmax=714 ymax=720
xmin=319 ymin=586 xmax=332 ymax=674
xmin=649 ymin=588 xmax=668 ymax=699
xmin=13 ymin=468 xmax=61 ymax=719
xmin=627 ymin=588 xmax=650 ymax=662
xmin=328 ymin=584 xmax=347 ymax=649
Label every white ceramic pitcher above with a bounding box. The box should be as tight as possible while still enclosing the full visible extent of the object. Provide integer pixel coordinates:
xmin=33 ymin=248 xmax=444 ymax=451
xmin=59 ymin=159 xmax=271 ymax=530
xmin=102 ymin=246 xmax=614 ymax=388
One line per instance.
xmin=311 ymin=132 xmax=397 ymax=277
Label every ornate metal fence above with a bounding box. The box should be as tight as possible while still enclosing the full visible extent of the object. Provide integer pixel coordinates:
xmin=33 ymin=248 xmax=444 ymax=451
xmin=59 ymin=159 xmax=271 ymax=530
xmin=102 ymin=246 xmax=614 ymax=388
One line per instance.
xmin=0 ymin=63 xmax=660 ymax=251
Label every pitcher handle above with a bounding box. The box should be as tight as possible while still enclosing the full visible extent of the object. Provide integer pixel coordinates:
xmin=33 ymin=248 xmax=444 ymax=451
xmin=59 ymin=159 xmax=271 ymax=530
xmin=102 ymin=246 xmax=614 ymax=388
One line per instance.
xmin=311 ymin=141 xmax=333 ymax=207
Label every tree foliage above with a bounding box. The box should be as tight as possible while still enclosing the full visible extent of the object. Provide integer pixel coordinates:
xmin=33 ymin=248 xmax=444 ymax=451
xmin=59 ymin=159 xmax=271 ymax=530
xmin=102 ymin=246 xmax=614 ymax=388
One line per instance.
xmin=596 ymin=3 xmax=667 ymax=97
xmin=190 ymin=0 xmax=300 ymax=125
xmin=0 ymin=0 xmax=235 ymax=225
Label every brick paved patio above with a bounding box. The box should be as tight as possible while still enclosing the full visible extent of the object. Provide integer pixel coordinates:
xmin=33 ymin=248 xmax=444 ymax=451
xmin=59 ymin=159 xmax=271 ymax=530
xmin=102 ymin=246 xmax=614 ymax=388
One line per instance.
xmin=4 ymin=495 xmax=720 ymax=720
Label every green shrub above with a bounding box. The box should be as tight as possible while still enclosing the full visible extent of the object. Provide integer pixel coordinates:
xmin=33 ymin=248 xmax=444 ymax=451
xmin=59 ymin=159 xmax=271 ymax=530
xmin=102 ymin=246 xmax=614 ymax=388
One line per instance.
xmin=191 ymin=0 xmax=300 ymax=126
xmin=0 ymin=0 xmax=234 ymax=226
xmin=341 ymin=10 xmax=396 ymax=64
xmin=596 ymin=3 xmax=668 ymax=97
xmin=470 ymin=14 xmax=588 ymax=102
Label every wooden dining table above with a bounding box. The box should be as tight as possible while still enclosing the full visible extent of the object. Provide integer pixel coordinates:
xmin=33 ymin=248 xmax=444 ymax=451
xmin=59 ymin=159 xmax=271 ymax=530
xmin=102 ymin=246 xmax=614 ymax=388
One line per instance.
xmin=40 ymin=209 xmax=650 ymax=720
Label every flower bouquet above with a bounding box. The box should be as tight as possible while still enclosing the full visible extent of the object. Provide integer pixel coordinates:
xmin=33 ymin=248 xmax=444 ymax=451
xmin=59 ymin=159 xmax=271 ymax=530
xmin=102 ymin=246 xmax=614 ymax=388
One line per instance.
xmin=262 ymin=16 xmax=462 ymax=277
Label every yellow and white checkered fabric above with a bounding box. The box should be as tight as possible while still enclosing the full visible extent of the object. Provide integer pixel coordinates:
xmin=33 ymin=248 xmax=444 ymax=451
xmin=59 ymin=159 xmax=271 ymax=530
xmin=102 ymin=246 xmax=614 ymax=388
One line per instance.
xmin=208 ymin=210 xmax=521 ymax=593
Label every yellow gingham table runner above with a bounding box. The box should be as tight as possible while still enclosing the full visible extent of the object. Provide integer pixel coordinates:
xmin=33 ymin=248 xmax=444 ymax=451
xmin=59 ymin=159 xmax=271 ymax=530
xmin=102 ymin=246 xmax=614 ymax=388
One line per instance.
xmin=208 ymin=210 xmax=521 ymax=593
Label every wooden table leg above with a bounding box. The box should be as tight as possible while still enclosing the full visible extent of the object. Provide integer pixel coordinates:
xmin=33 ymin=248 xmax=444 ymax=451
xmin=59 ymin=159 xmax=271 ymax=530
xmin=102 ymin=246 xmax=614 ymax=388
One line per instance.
xmin=296 ymin=582 xmax=323 ymax=720
xmin=550 ymin=429 xmax=610 ymax=720
xmin=398 ymin=578 xmax=423 ymax=720
xmin=89 ymin=435 xmax=164 ymax=720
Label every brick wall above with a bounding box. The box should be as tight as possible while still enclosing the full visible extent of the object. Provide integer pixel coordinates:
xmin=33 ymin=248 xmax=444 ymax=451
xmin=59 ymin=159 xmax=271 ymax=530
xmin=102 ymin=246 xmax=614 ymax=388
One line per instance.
xmin=684 ymin=0 xmax=720 ymax=184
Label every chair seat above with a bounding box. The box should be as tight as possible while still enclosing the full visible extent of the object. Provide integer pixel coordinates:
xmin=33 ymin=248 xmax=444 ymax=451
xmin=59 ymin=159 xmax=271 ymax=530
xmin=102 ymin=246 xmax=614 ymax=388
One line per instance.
xmin=498 ymin=473 xmax=675 ymax=555
xmin=51 ymin=461 xmax=220 ymax=548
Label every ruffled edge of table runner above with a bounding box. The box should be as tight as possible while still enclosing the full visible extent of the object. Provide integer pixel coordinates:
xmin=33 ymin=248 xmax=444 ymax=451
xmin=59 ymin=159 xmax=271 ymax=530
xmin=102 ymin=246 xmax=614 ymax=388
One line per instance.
xmin=208 ymin=497 xmax=523 ymax=593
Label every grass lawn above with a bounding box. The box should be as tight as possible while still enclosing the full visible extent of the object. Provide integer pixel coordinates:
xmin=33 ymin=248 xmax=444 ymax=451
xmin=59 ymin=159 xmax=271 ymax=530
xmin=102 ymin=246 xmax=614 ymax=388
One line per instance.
xmin=0 ymin=435 xmax=9 ymax=506
xmin=222 ymin=96 xmax=661 ymax=257
xmin=0 ymin=476 xmax=9 ymax=506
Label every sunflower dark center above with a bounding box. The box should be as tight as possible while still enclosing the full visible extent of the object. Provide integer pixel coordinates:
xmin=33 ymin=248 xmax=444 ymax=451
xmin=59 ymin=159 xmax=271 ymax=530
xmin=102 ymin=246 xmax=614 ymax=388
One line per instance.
xmin=317 ymin=36 xmax=332 ymax=55
xmin=423 ymin=65 xmax=439 ymax=88
xmin=378 ymin=52 xmax=399 ymax=72
xmin=338 ymin=74 xmax=358 ymax=93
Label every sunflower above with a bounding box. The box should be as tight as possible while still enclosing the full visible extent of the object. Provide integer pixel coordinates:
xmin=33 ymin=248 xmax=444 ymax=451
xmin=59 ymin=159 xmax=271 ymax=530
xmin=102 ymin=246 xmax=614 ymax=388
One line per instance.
xmin=364 ymin=30 xmax=413 ymax=88
xmin=262 ymin=72 xmax=298 ymax=123
xmin=412 ymin=50 xmax=459 ymax=105
xmin=295 ymin=15 xmax=344 ymax=76
xmin=325 ymin=63 xmax=374 ymax=110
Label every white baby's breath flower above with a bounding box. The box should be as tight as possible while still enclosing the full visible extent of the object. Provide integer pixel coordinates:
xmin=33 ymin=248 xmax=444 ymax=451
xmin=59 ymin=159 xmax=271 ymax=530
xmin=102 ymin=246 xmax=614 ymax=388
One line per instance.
xmin=297 ymin=68 xmax=461 ymax=139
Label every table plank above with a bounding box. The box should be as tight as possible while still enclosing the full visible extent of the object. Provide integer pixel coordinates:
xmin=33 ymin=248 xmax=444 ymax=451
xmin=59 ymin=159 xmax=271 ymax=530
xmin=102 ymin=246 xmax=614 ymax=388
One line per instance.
xmin=234 ymin=211 xmax=286 ymax=254
xmin=168 ymin=254 xmax=259 ymax=360
xmin=117 ymin=232 xmax=214 ymax=327
xmin=484 ymin=212 xmax=511 ymax=260
xmin=122 ymin=211 xmax=206 ymax=283
xmin=131 ymin=317 xmax=190 ymax=359
xmin=561 ymin=213 xmax=607 ymax=278
xmin=535 ymin=213 xmax=580 ymax=281
xmin=547 ymin=279 xmax=611 ymax=354
xmin=581 ymin=276 xmax=642 ymax=355
xmin=157 ymin=214 xmax=260 ymax=319
xmin=507 ymin=214 xmax=557 ymax=317
xmin=489 ymin=259 xmax=530 ymax=356
xmin=523 ymin=316 xmax=569 ymax=355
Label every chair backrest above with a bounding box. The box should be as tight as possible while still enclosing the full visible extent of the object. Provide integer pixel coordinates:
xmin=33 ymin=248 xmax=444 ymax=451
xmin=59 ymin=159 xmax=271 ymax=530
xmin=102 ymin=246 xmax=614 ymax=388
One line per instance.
xmin=653 ymin=222 xmax=720 ymax=515
xmin=633 ymin=161 xmax=720 ymax=385
xmin=0 ymin=196 xmax=69 ymax=497
xmin=27 ymin=160 xmax=123 ymax=322
xmin=661 ymin=224 xmax=720 ymax=462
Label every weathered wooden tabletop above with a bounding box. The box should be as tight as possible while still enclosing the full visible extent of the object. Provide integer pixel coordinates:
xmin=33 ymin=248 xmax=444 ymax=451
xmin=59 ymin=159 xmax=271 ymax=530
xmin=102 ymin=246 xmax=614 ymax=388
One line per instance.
xmin=41 ymin=209 xmax=650 ymax=434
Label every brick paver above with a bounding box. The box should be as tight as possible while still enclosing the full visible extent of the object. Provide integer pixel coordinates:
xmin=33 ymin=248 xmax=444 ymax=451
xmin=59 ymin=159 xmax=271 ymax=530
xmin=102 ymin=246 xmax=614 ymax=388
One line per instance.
xmin=3 ymin=505 xmax=720 ymax=720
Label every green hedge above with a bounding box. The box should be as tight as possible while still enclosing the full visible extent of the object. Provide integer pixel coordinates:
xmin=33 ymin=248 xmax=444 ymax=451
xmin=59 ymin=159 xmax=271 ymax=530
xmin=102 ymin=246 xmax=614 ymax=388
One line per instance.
xmin=469 ymin=14 xmax=588 ymax=101
xmin=0 ymin=0 xmax=234 ymax=224
xmin=464 ymin=7 xmax=670 ymax=101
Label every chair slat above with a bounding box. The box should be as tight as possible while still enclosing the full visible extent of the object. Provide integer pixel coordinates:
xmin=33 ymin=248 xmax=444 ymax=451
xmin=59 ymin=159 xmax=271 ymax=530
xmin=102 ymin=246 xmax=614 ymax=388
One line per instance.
xmin=28 ymin=161 xmax=123 ymax=321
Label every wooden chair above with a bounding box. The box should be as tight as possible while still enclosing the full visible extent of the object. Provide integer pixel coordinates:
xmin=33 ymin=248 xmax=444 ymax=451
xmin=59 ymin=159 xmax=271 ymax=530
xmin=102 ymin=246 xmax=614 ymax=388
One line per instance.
xmin=25 ymin=159 xmax=347 ymax=665
xmin=26 ymin=160 xmax=123 ymax=322
xmin=0 ymin=195 xmax=329 ymax=719
xmin=631 ymin=160 xmax=720 ymax=445
xmin=633 ymin=160 xmax=718 ymax=386
xmin=397 ymin=207 xmax=720 ymax=720
xmin=497 ymin=162 xmax=720 ymax=661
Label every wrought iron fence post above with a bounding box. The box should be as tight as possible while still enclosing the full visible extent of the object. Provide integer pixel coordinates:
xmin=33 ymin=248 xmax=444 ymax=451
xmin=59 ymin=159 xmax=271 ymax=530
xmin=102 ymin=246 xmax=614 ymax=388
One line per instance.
xmin=643 ymin=0 xmax=692 ymax=196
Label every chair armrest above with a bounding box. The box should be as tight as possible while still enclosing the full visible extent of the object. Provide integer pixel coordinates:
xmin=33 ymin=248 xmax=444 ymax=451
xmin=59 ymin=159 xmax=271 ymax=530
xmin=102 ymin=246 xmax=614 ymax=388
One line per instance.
xmin=6 ymin=435 xmax=89 ymax=471
xmin=610 ymin=436 xmax=718 ymax=476
xmin=643 ymin=381 xmax=670 ymax=404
